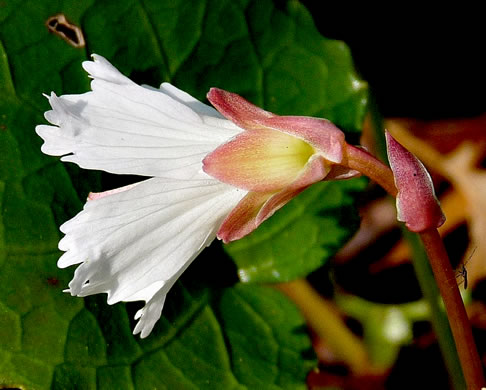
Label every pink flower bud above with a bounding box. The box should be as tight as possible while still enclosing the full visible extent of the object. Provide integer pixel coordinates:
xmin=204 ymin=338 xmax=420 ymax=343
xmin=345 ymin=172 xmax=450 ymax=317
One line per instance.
xmin=385 ymin=131 xmax=445 ymax=232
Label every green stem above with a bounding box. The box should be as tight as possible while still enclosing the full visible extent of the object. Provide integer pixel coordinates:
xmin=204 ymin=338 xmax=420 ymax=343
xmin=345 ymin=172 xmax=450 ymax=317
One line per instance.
xmin=367 ymin=91 xmax=389 ymax=163
xmin=404 ymin=230 xmax=465 ymax=389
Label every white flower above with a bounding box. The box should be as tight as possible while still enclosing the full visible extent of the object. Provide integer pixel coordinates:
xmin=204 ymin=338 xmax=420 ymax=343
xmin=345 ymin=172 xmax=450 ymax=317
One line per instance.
xmin=37 ymin=55 xmax=355 ymax=338
xmin=36 ymin=55 xmax=247 ymax=337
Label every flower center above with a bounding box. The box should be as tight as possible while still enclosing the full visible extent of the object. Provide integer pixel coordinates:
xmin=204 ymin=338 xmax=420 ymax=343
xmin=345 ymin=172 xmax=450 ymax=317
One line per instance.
xmin=203 ymin=127 xmax=317 ymax=192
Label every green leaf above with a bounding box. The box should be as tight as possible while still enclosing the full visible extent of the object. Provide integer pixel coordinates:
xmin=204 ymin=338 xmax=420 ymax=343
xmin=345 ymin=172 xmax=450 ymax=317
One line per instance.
xmin=0 ymin=0 xmax=368 ymax=388
xmin=216 ymin=284 xmax=315 ymax=389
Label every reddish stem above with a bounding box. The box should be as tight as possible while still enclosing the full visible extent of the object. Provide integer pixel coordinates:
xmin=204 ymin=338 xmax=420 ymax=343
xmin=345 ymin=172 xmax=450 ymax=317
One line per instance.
xmin=420 ymin=229 xmax=485 ymax=389
xmin=344 ymin=144 xmax=397 ymax=197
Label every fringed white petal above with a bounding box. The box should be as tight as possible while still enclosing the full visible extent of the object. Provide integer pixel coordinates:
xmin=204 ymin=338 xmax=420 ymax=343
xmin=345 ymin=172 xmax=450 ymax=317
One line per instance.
xmin=133 ymin=290 xmax=167 ymax=338
xmin=59 ymin=174 xmax=246 ymax=337
xmin=35 ymin=54 xmax=243 ymax=179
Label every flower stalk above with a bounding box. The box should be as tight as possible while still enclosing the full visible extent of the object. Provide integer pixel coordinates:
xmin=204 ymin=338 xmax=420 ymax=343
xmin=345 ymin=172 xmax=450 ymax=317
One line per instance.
xmin=344 ymin=144 xmax=397 ymax=197
xmin=420 ymin=229 xmax=485 ymax=389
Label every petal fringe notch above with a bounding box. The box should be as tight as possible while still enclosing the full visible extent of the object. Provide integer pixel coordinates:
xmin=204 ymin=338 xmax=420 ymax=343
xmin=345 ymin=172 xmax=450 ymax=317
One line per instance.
xmin=385 ymin=131 xmax=445 ymax=232
xmin=36 ymin=54 xmax=359 ymax=337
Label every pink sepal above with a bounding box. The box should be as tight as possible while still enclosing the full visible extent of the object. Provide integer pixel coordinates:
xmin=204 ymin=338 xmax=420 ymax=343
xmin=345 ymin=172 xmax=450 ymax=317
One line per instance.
xmin=207 ymin=88 xmax=346 ymax=163
xmin=216 ymin=191 xmax=272 ymax=243
xmin=87 ymin=182 xmax=139 ymax=201
xmin=217 ymin=156 xmax=329 ymax=243
xmin=385 ymin=131 xmax=445 ymax=232
xmin=207 ymin=88 xmax=273 ymax=129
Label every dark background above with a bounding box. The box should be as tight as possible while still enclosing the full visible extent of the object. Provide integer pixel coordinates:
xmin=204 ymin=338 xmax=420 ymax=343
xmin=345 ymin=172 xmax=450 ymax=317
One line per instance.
xmin=299 ymin=4 xmax=485 ymax=119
